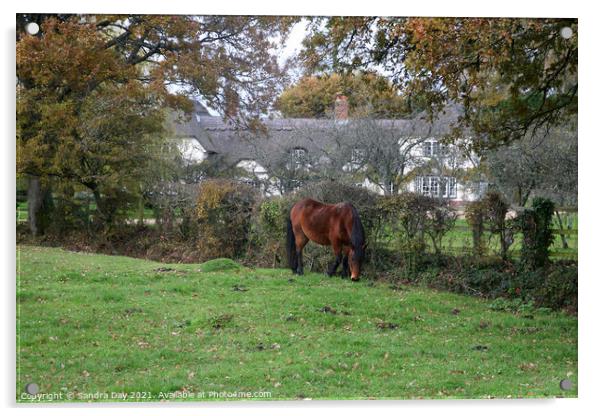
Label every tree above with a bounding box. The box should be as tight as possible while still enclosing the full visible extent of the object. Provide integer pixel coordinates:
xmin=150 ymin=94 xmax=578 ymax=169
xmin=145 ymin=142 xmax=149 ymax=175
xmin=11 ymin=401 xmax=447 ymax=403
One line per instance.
xmin=301 ymin=17 xmax=577 ymax=153
xmin=246 ymin=129 xmax=323 ymax=195
xmin=17 ymin=15 xmax=294 ymax=233
xmin=17 ymin=18 xmax=166 ymax=228
xmin=246 ymin=117 xmax=430 ymax=196
xmin=483 ymin=122 xmax=577 ymax=207
xmin=342 ymin=119 xmax=426 ymax=195
xmin=483 ymin=121 xmax=577 ymax=249
xmin=275 ymin=72 xmax=409 ymax=118
xmin=411 ymin=138 xmax=471 ymax=201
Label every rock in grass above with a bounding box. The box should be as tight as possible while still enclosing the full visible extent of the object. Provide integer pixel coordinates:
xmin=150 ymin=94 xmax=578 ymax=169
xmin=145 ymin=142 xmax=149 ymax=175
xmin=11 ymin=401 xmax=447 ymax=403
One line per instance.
xmin=198 ymin=258 xmax=242 ymax=273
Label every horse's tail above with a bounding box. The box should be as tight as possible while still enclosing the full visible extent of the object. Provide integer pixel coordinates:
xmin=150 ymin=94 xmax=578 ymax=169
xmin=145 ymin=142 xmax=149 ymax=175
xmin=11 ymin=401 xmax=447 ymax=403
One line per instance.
xmin=350 ymin=205 xmax=366 ymax=263
xmin=286 ymin=214 xmax=298 ymax=272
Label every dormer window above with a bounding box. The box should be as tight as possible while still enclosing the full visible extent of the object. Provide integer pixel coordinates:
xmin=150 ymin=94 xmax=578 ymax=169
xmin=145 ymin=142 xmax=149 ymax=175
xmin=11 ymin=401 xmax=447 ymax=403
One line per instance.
xmin=351 ymin=147 xmax=366 ymax=165
xmin=423 ymin=140 xmax=443 ymax=157
xmin=290 ymin=147 xmax=307 ymax=170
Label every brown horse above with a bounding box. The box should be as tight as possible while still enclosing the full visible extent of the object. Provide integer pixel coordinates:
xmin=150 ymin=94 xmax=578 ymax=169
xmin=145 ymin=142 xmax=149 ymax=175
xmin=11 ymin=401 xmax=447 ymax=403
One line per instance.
xmin=286 ymin=198 xmax=366 ymax=281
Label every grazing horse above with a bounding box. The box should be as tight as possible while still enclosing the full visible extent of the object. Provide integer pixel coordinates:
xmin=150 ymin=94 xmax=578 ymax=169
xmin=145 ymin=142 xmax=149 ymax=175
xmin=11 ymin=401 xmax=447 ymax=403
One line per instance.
xmin=286 ymin=198 xmax=366 ymax=281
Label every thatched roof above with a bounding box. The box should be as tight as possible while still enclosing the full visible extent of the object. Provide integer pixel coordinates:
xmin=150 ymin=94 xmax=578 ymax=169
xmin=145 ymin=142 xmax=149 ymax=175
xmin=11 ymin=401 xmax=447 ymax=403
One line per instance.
xmin=169 ymin=101 xmax=464 ymax=165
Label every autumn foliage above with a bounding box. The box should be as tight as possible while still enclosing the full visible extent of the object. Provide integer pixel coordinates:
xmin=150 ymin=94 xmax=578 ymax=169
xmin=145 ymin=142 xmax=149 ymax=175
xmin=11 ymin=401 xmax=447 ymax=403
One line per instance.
xmin=276 ymin=72 xmax=409 ymax=118
xmin=302 ymin=17 xmax=577 ymax=152
xmin=16 ymin=15 xmax=293 ymax=232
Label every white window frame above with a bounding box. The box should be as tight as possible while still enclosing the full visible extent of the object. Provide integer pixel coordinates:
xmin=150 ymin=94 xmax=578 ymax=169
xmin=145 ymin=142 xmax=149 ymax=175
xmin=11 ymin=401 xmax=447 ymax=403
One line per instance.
xmin=290 ymin=148 xmax=307 ymax=170
xmin=447 ymin=177 xmax=457 ymax=198
xmin=351 ymin=147 xmax=366 ymax=165
xmin=423 ymin=141 xmax=433 ymax=157
xmin=416 ymin=175 xmax=457 ymax=198
xmin=423 ymin=140 xmax=446 ymax=157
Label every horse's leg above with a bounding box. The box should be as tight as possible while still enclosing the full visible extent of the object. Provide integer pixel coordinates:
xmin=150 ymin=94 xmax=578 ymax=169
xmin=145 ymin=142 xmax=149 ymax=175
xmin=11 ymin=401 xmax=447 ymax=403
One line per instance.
xmin=327 ymin=243 xmax=343 ymax=277
xmin=294 ymin=229 xmax=309 ymax=275
xmin=340 ymin=246 xmax=351 ymax=278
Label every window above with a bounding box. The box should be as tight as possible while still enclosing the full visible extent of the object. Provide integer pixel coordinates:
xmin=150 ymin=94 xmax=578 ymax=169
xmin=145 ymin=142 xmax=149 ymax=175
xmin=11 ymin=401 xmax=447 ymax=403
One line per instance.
xmin=415 ymin=176 xmax=458 ymax=198
xmin=430 ymin=177 xmax=439 ymax=195
xmin=439 ymin=143 xmax=449 ymax=156
xmin=423 ymin=141 xmax=432 ymax=157
xmin=351 ymin=147 xmax=366 ymax=165
xmin=289 ymin=179 xmax=303 ymax=192
xmin=422 ymin=140 xmax=445 ymax=157
xmin=417 ymin=176 xmax=437 ymax=195
xmin=290 ymin=148 xmax=307 ymax=170
xmin=449 ymin=177 xmax=457 ymax=198
xmin=478 ymin=181 xmax=488 ymax=197
xmin=441 ymin=177 xmax=457 ymax=198
xmin=239 ymin=178 xmax=259 ymax=188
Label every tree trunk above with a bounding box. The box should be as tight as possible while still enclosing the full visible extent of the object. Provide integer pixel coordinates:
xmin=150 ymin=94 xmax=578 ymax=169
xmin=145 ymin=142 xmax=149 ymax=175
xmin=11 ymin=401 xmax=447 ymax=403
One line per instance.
xmin=555 ymin=210 xmax=569 ymax=249
xmin=27 ymin=176 xmax=52 ymax=236
xmin=89 ymin=186 xmax=114 ymax=226
xmin=27 ymin=176 xmax=42 ymax=236
xmin=137 ymin=197 xmax=145 ymax=227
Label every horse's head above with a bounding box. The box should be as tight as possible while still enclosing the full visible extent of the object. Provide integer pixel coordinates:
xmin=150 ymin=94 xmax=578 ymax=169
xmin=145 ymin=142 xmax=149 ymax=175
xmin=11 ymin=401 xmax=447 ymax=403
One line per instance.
xmin=348 ymin=205 xmax=366 ymax=281
xmin=349 ymin=243 xmax=366 ymax=281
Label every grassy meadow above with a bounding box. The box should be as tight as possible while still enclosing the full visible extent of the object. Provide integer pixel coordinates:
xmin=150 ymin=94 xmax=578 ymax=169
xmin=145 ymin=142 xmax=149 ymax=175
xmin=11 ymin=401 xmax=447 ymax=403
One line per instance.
xmin=17 ymin=245 xmax=577 ymax=402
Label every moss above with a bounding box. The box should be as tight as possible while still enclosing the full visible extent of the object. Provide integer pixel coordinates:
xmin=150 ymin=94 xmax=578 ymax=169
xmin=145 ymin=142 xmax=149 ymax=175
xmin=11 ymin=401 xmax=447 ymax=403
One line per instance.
xmin=198 ymin=257 xmax=242 ymax=273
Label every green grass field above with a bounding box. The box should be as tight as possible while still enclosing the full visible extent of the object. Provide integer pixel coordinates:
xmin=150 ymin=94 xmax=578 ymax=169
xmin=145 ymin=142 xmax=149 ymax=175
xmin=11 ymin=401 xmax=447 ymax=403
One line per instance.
xmin=16 ymin=245 xmax=577 ymax=402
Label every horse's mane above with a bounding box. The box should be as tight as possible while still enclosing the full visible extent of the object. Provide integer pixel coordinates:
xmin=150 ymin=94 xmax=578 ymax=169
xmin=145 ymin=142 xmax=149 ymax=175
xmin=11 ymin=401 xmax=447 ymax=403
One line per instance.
xmin=349 ymin=205 xmax=365 ymax=263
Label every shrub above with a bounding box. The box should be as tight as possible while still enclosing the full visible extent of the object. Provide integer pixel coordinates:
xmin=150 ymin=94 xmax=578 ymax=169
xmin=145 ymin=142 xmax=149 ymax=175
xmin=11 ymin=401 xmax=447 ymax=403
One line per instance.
xmin=376 ymin=193 xmax=456 ymax=272
xmin=49 ymin=188 xmax=88 ymax=233
xmin=399 ymin=256 xmax=577 ymax=312
xmin=466 ymin=191 xmax=515 ymax=260
xmin=145 ymin=182 xmax=198 ymax=237
xmin=533 ymin=261 xmax=577 ymax=310
xmin=465 ymin=200 xmax=487 ymax=257
xmin=425 ymin=202 xmax=458 ymax=255
xmin=249 ymin=197 xmax=290 ymax=267
xmin=195 ymin=179 xmax=259 ymax=260
xmin=516 ymin=197 xmax=555 ymax=269
xmin=377 ymin=193 xmax=428 ymax=262
xmin=481 ymin=191 xmax=514 ymax=260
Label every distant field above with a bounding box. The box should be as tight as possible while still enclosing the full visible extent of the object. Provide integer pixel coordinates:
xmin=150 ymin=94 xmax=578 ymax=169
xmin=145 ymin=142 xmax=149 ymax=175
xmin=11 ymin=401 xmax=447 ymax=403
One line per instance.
xmin=438 ymin=217 xmax=578 ymax=260
xmin=17 ymin=246 xmax=577 ymax=402
xmin=16 ymin=201 xmax=155 ymax=223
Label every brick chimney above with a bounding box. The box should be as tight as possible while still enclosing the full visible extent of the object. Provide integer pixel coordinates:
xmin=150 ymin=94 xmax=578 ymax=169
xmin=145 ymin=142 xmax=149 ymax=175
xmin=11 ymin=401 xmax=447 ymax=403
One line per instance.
xmin=334 ymin=93 xmax=349 ymax=121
